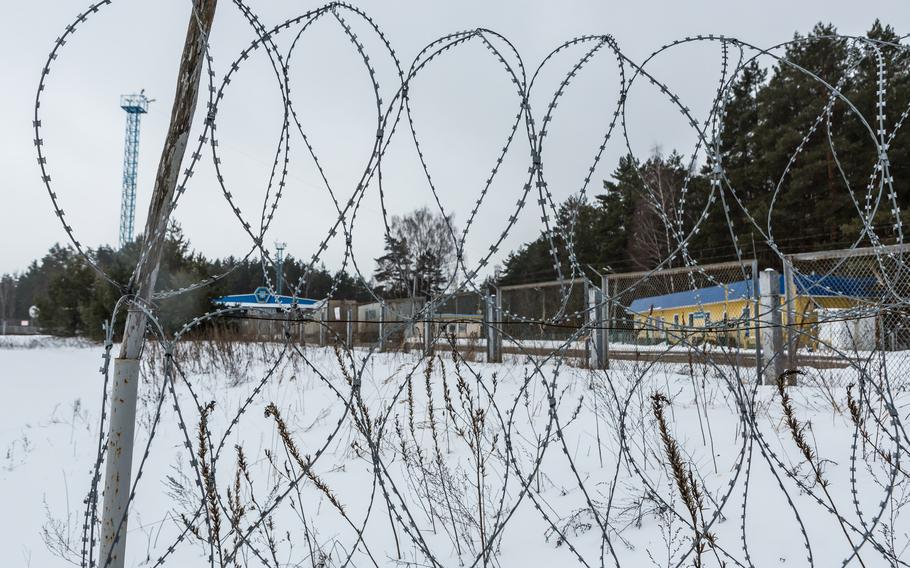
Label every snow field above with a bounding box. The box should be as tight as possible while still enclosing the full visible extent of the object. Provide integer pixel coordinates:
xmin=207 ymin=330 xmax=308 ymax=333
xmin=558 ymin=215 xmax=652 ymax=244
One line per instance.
xmin=1 ymin=337 xmax=907 ymax=567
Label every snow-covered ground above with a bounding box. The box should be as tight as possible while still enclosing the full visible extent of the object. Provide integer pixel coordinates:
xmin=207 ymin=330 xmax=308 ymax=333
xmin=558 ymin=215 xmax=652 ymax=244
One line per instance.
xmin=2 ymin=336 xmax=908 ymax=567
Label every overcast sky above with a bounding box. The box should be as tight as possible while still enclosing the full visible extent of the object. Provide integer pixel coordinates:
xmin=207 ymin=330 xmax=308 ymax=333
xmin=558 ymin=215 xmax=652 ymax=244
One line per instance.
xmin=1 ymin=0 xmax=907 ymax=279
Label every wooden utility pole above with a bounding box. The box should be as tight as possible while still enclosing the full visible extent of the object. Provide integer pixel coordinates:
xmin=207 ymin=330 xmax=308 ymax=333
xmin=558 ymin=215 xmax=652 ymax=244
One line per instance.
xmin=100 ymin=1 xmax=218 ymax=566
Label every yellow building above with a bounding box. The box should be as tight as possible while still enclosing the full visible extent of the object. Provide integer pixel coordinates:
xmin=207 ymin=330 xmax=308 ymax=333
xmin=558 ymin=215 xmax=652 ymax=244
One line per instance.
xmin=627 ymin=275 xmax=876 ymax=349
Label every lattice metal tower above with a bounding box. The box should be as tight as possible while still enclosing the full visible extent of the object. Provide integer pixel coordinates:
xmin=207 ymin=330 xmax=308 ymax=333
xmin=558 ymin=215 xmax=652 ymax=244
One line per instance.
xmin=118 ymin=92 xmax=150 ymax=248
xmin=275 ymin=241 xmax=287 ymax=294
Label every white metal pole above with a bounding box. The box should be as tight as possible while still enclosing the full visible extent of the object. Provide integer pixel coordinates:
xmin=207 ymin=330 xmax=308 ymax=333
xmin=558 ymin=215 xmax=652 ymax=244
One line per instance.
xmin=99 ymin=358 xmax=140 ymax=566
xmin=423 ymin=301 xmax=434 ymax=356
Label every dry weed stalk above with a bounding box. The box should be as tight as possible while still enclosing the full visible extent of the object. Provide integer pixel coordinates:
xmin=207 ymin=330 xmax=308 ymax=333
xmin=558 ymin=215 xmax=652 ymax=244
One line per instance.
xmin=333 ymin=344 xmax=354 ymax=388
xmin=227 ymin=445 xmax=246 ymax=568
xmin=197 ymin=400 xmax=223 ymax=567
xmin=846 ymin=384 xmax=909 ymax=479
xmin=424 ymin=355 xmax=464 ymax=555
xmin=264 ymin=403 xmax=345 ymax=515
xmin=776 ymin=372 xmax=823 ymax=486
xmin=650 ymin=392 xmax=717 ymax=568
xmin=449 ymin=344 xmax=500 ymax=565
xmin=234 ymin=444 xmax=281 ymax=564
xmin=776 ymin=372 xmax=867 ymax=568
xmin=407 ymin=372 xmax=417 ymax=441
xmin=439 ymin=354 xmax=457 ymax=450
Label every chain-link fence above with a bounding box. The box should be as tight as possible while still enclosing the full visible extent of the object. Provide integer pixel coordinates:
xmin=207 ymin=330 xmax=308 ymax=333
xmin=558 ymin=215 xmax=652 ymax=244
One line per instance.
xmin=488 ymin=264 xmax=763 ymax=368
xmin=498 ymin=278 xmax=589 ymax=348
xmin=354 ymin=294 xmax=486 ymax=352
xmin=220 ymin=250 xmax=910 ymax=378
xmin=784 ymin=244 xmax=910 ymax=380
xmin=432 ymin=291 xmax=486 ymax=350
xmin=0 ymin=318 xmax=40 ymax=335
xmin=355 ymin=298 xmax=423 ymax=348
xmin=604 ymin=260 xmax=759 ymax=365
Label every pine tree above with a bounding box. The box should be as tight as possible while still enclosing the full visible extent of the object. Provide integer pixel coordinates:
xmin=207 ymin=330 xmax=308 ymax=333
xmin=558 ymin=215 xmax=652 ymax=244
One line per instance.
xmin=414 ymin=249 xmax=446 ymax=297
xmin=374 ymin=235 xmax=413 ymax=297
xmin=837 ymin=21 xmax=910 ymax=241
xmin=695 ymin=60 xmax=768 ymax=261
xmin=754 ymin=24 xmax=852 ymax=248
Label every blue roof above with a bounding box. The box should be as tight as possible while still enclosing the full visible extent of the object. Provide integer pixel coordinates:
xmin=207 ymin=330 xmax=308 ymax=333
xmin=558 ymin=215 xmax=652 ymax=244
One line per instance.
xmin=627 ymin=273 xmax=878 ymax=313
xmin=213 ymin=287 xmax=321 ymax=310
xmin=629 ymin=279 xmax=755 ymax=313
xmin=791 ymin=273 xmax=877 ymax=298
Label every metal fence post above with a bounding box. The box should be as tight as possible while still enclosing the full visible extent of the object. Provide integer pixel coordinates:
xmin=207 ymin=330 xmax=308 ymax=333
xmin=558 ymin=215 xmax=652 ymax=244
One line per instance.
xmin=346 ymin=306 xmax=353 ymax=349
xmin=587 ymin=281 xmax=607 ymax=369
xmin=759 ymin=268 xmax=785 ymax=385
xmin=100 ymin=357 xmax=140 ymax=567
xmin=484 ymin=293 xmax=492 ymax=361
xmin=423 ymin=301 xmax=434 ymax=356
xmin=495 ymin=287 xmax=503 ymax=362
xmin=583 ymin=279 xmax=590 ymax=366
xmin=751 ymin=260 xmax=761 ymax=385
xmin=319 ymin=305 xmax=326 ymax=346
xmin=602 ymin=274 xmax=610 ymax=369
xmin=783 ymin=257 xmax=797 ymax=369
xmin=485 ymin=291 xmax=502 ymax=363
xmin=378 ymin=302 xmax=386 ymax=351
xmin=98 ymin=3 xmax=218 ymax=564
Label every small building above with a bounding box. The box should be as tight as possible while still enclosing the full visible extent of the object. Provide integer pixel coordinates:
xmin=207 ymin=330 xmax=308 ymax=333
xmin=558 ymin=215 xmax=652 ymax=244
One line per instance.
xmin=354 ymin=298 xmax=424 ymax=345
xmin=628 ymin=279 xmax=757 ymax=347
xmin=627 ymin=274 xmax=877 ymax=349
xmin=212 ymin=287 xmax=325 ymax=341
xmin=356 ymin=297 xmax=484 ymax=347
xmin=410 ymin=313 xmax=484 ymax=344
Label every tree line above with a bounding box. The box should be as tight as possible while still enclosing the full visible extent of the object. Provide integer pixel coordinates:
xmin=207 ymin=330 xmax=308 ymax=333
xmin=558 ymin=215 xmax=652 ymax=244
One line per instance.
xmin=0 ymin=225 xmax=373 ymax=339
xmin=3 ymin=21 xmax=907 ymax=337
xmin=499 ymin=21 xmax=910 ymax=284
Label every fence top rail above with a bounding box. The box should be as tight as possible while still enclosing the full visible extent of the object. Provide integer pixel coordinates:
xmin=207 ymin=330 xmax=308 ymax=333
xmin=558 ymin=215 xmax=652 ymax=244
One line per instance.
xmin=497 ymin=277 xmax=588 ymax=292
xmin=605 ymin=259 xmax=756 ymax=282
xmin=785 ymin=243 xmax=910 ymax=262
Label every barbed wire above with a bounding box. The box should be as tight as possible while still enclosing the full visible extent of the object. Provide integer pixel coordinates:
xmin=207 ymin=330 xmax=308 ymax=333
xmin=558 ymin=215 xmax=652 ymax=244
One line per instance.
xmin=30 ymin=1 xmax=910 ymax=567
